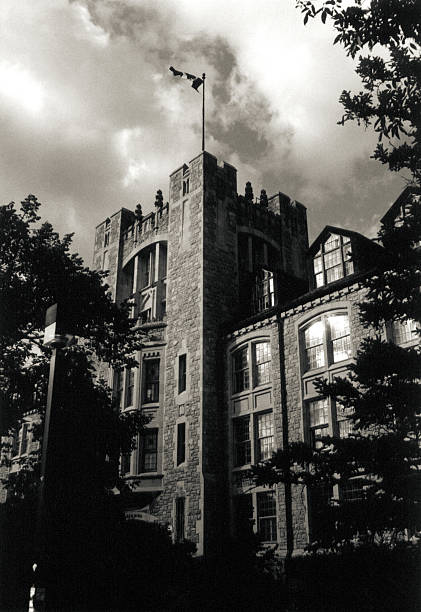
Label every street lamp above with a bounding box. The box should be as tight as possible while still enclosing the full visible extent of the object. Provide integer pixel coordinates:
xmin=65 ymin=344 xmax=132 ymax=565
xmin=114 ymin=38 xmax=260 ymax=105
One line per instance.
xmin=32 ymin=304 xmax=74 ymax=611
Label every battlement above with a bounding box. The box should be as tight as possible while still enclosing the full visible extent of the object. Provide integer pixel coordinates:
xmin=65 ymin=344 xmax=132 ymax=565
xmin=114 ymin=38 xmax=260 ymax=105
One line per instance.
xmin=121 ymin=203 xmax=169 ymax=261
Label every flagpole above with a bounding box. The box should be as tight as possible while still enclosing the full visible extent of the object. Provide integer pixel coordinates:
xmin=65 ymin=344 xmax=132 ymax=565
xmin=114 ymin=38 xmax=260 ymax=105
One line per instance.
xmin=202 ymin=73 xmax=206 ymax=152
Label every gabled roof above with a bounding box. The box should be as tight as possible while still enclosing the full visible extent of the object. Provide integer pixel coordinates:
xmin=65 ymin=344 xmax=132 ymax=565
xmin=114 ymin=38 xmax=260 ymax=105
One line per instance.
xmin=307 ymin=225 xmax=380 ymax=257
xmin=381 ymin=185 xmax=421 ymax=226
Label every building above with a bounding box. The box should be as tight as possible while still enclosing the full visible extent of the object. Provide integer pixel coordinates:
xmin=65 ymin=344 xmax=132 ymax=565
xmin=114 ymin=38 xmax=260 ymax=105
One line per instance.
xmin=5 ymin=152 xmax=416 ymax=557
xmin=92 ymin=151 xmax=420 ymax=557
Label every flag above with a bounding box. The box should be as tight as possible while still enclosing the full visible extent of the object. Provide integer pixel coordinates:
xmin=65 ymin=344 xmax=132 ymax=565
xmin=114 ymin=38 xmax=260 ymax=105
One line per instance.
xmin=169 ymin=66 xmax=203 ymax=91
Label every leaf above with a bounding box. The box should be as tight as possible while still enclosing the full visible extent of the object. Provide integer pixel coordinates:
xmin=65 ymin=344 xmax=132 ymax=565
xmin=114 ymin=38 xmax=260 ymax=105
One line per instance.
xmin=321 ymin=10 xmax=327 ymax=23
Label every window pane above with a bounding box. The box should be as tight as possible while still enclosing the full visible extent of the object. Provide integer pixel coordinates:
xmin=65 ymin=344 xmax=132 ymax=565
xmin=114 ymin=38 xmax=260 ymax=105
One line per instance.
xmin=304 ymin=322 xmax=325 ymax=370
xmin=313 ymin=257 xmax=322 ymax=274
xmin=257 ymin=491 xmax=277 ymax=542
xmin=178 ymin=354 xmax=187 ymax=393
xmin=326 ymin=265 xmax=342 ymax=283
xmin=254 ymin=342 xmax=271 ymax=386
xmin=329 ymin=314 xmax=351 ymax=362
xmin=305 ymin=321 xmax=324 ymax=348
xmin=345 ymin=260 xmax=354 ymax=276
xmin=315 ymin=272 xmax=324 ymax=288
xmin=255 ymin=269 xmax=275 ymax=312
xmin=233 ymin=347 xmax=249 ymax=393
xmin=256 ymin=412 xmax=274 ymax=461
xmin=339 ymin=419 xmax=353 ymax=438
xmin=177 ymin=422 xmax=186 ymax=465
xmin=323 ymin=249 xmax=341 ymax=269
xmin=140 ymin=430 xmax=158 ymax=472
xmin=309 ymin=398 xmax=329 ymax=427
xmin=126 ymin=368 xmax=135 ymax=407
xmin=392 ymin=319 xmax=417 ymax=344
xmin=324 ymin=234 xmax=341 ymax=252
xmin=233 ymin=417 xmax=251 ymax=466
xmin=143 ymin=360 xmax=160 ymax=403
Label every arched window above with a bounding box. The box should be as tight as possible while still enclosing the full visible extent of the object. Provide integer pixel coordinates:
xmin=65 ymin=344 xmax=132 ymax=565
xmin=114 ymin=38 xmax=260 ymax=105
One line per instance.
xmin=303 ymin=312 xmax=351 ymax=372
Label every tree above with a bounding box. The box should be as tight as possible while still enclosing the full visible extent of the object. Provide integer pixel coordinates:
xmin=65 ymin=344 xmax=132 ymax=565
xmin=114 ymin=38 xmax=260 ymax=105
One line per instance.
xmin=296 ymin=0 xmax=421 ymax=181
xmin=252 ymin=2 xmax=421 ymax=550
xmin=0 ymin=195 xmax=147 ymax=609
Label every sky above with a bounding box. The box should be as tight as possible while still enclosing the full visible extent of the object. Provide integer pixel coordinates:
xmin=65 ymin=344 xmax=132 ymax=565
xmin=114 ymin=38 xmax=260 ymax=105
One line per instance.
xmin=0 ymin=0 xmax=406 ymax=264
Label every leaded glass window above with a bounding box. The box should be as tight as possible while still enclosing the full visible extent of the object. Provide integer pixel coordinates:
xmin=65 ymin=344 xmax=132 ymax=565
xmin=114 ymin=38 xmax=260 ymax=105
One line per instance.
xmin=312 ymin=233 xmax=354 ymax=287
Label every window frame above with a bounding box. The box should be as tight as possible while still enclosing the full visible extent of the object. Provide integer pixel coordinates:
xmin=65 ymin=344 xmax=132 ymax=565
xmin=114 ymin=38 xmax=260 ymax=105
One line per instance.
xmin=138 ymin=428 xmax=158 ymax=474
xmin=231 ymin=339 xmax=272 ymax=396
xmin=313 ymin=233 xmax=354 ymax=288
xmin=143 ymin=358 xmax=160 ymax=404
xmin=301 ymin=311 xmax=352 ymax=374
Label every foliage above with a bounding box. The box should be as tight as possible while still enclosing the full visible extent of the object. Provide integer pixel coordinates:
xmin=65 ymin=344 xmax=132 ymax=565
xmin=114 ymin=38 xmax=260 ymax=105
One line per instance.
xmin=288 ymin=542 xmax=421 ymax=611
xmin=0 ymin=196 xmax=145 ymax=430
xmin=0 ymin=196 xmax=147 ymax=608
xmin=296 ymin=0 xmax=421 ymax=181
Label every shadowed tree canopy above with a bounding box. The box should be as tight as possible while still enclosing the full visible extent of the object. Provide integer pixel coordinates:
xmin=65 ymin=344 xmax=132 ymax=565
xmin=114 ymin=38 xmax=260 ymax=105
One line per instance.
xmin=296 ymin=0 xmax=421 ymax=181
xmin=0 ymin=195 xmax=145 ymax=433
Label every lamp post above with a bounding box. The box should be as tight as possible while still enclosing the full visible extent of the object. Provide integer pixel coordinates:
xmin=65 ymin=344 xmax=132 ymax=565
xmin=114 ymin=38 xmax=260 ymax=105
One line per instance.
xmin=32 ymin=304 xmax=73 ymax=611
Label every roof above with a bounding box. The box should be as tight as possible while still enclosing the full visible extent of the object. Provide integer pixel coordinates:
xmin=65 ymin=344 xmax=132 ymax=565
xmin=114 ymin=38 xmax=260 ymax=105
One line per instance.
xmin=308 ymin=225 xmax=379 ymax=257
xmin=381 ymin=185 xmax=421 ymax=226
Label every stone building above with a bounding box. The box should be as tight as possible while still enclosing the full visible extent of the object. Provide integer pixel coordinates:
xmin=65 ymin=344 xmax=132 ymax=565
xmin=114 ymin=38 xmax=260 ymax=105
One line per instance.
xmin=90 ymin=154 xmax=420 ymax=557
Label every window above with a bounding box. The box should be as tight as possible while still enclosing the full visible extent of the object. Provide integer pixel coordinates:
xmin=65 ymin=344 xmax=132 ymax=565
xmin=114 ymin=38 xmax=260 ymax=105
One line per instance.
xmin=255 ymin=269 xmax=275 ymax=312
xmin=140 ymin=249 xmax=154 ymax=289
xmin=232 ymin=341 xmax=271 ymax=393
xmin=303 ymin=312 xmax=351 ymax=372
xmin=256 ymin=412 xmax=274 ymax=461
xmin=139 ymin=429 xmax=158 ymax=473
xmin=125 ymin=368 xmax=135 ymax=407
xmin=313 ymin=233 xmax=354 ymax=287
xmin=143 ymin=360 xmax=159 ymax=403
xmin=233 ymin=346 xmax=249 ymax=393
xmin=104 ymin=229 xmax=110 ymax=247
xmin=337 ymin=403 xmax=354 ymax=438
xmin=308 ymin=398 xmax=329 ymax=449
xmin=177 ymin=422 xmax=186 ymax=465
xmin=254 ymin=342 xmax=271 ymax=386
xmin=175 ymin=497 xmax=185 ymax=542
xmin=183 ymin=178 xmax=189 ymax=195
xmin=178 ymin=354 xmax=187 ymax=394
xmin=140 ymin=309 xmax=151 ymax=325
xmin=233 ymin=417 xmax=251 ymax=467
xmin=257 ymin=491 xmax=277 ymax=542
xmin=391 ymin=319 xmax=418 ymax=345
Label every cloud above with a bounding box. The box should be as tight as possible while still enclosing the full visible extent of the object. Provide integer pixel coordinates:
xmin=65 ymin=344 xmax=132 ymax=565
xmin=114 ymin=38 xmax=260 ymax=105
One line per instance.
xmin=0 ymin=0 xmax=407 ymax=262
